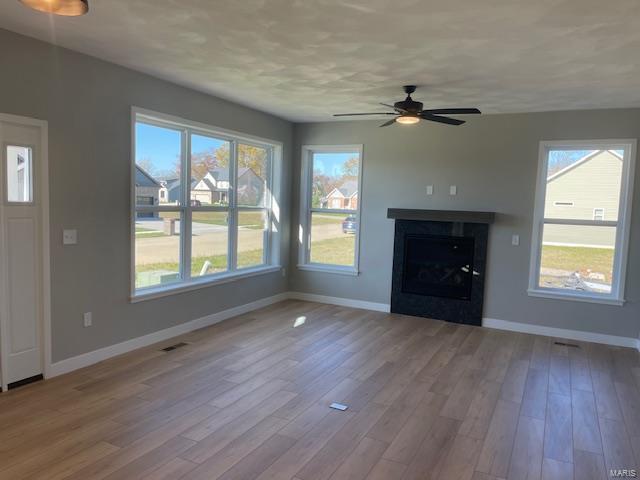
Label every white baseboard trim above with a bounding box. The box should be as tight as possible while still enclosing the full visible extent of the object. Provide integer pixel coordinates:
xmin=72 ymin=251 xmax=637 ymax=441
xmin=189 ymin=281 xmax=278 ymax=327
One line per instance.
xmin=287 ymin=291 xmax=391 ymax=313
xmin=482 ymin=317 xmax=638 ymax=350
xmin=47 ymin=292 xmax=289 ymax=378
xmin=47 ymin=290 xmax=639 ymax=379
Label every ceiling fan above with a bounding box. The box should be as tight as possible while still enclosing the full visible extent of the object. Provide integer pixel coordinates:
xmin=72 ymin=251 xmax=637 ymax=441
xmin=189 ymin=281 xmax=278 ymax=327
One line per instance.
xmin=334 ymin=86 xmax=481 ymax=127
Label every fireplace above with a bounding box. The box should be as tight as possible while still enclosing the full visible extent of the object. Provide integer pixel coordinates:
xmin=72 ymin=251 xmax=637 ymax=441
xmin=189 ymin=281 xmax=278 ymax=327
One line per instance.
xmin=388 ymin=209 xmax=494 ymax=326
xmin=402 ymin=234 xmax=475 ymax=300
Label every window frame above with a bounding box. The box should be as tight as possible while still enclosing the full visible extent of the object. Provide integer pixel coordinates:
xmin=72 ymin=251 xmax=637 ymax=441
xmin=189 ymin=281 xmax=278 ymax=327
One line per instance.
xmin=528 ymin=139 xmax=636 ymax=305
xmin=298 ymin=144 xmax=364 ymax=276
xmin=130 ymin=107 xmax=281 ymax=301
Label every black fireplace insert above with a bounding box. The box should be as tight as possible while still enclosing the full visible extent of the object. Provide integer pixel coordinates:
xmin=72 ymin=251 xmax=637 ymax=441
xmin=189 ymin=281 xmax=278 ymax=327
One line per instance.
xmin=402 ymin=234 xmax=475 ymax=300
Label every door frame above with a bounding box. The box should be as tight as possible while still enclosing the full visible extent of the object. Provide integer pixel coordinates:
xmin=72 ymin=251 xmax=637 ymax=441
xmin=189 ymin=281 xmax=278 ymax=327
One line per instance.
xmin=0 ymin=113 xmax=50 ymax=391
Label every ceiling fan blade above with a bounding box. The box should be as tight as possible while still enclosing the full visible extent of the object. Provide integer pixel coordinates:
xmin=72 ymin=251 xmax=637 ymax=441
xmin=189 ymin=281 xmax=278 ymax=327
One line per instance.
xmin=379 ymin=118 xmax=397 ymax=127
xmin=333 ymin=112 xmax=397 ymax=117
xmin=422 ymin=108 xmax=481 ymax=115
xmin=380 ymin=102 xmax=407 ymax=113
xmin=420 ymin=113 xmax=465 ymax=126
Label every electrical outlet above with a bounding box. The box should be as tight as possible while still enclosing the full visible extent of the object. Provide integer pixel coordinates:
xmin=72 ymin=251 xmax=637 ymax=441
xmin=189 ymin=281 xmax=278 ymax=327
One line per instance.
xmin=281 ymin=268 xmax=286 ymax=277
xmin=449 ymin=185 xmax=457 ymax=195
xmin=512 ymin=234 xmax=520 ymax=246
xmin=63 ymin=229 xmax=78 ymax=245
xmin=426 ymin=185 xmax=433 ymax=195
xmin=83 ymin=312 xmax=92 ymax=327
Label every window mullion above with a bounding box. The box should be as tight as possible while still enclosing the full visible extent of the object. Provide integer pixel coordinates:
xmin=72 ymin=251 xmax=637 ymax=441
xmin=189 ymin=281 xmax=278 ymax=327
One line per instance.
xmin=228 ymin=141 xmax=238 ymax=271
xmin=182 ymin=129 xmax=192 ymax=282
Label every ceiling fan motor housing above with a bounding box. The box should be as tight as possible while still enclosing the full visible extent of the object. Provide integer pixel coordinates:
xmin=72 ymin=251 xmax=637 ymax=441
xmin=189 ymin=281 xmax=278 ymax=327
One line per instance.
xmin=395 ymin=99 xmax=423 ymax=113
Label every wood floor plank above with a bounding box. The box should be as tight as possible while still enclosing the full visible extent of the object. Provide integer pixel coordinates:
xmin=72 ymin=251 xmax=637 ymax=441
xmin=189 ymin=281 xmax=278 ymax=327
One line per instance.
xmin=541 ymin=458 xmax=573 ymax=480
xmin=295 ymin=402 xmax=388 ymax=480
xmin=1 ymin=301 xmax=639 ymax=480
xmin=572 ymin=388 xmax=603 ymax=454
xmin=401 ymin=416 xmax=461 ymax=480
xmin=256 ymin=409 xmax=354 ymax=480
xmin=476 ymin=399 xmax=520 ymax=478
xmin=543 ymin=393 xmax=573 ymax=464
xmin=520 ymin=367 xmax=548 ymax=420
xmin=328 ymin=437 xmax=388 ymax=480
xmin=382 ymin=392 xmax=448 ymax=464
xmin=573 ymin=449 xmax=607 ymax=480
xmin=432 ymin=434 xmax=483 ymax=480
xmin=507 ymin=416 xmax=544 ymax=480
xmin=364 ymin=459 xmax=406 ymax=480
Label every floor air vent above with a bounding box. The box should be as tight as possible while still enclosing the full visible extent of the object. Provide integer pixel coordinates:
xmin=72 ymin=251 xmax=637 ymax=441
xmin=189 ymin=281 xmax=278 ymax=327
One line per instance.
xmin=554 ymin=341 xmax=580 ymax=348
xmin=161 ymin=342 xmax=188 ymax=352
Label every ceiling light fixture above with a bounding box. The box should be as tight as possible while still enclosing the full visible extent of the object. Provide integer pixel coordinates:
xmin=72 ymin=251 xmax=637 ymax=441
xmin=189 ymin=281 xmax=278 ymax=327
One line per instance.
xmin=395 ymin=115 xmax=421 ymax=125
xmin=19 ymin=0 xmax=89 ymax=16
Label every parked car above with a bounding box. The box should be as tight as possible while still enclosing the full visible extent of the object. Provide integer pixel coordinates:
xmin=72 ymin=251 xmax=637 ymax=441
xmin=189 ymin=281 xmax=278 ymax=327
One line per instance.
xmin=190 ymin=199 xmax=202 ymax=207
xmin=342 ymin=216 xmax=357 ymax=234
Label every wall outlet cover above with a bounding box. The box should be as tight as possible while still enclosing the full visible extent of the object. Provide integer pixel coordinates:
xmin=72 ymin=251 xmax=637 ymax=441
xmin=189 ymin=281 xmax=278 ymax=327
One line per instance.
xmin=449 ymin=185 xmax=457 ymax=195
xmin=63 ymin=229 xmax=78 ymax=245
xmin=426 ymin=185 xmax=433 ymax=195
xmin=83 ymin=312 xmax=92 ymax=327
xmin=512 ymin=234 xmax=520 ymax=246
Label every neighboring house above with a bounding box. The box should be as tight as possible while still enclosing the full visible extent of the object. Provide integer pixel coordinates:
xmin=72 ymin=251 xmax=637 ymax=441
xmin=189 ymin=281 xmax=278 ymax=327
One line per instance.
xmin=325 ymin=180 xmax=358 ymax=210
xmin=205 ymin=167 xmax=264 ymax=205
xmin=544 ymin=150 xmax=622 ymax=248
xmin=135 ymin=165 xmax=161 ymax=218
xmin=158 ymin=167 xmax=264 ymax=206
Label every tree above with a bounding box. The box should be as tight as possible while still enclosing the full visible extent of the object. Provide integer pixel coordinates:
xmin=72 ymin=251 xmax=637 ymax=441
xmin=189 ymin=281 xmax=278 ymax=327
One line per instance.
xmin=341 ymin=156 xmax=359 ymax=179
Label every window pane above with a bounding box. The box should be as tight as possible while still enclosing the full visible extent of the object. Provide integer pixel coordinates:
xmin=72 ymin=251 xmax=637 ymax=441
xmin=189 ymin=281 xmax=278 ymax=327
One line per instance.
xmin=544 ymin=149 xmax=623 ymax=220
xmin=237 ymin=144 xmax=268 ymax=207
xmin=191 ymin=211 xmax=229 ymax=277
xmin=191 ymin=134 xmax=230 ymax=206
xmin=6 ymin=146 xmax=33 ymax=202
xmin=310 ymin=212 xmax=355 ymax=266
xmin=237 ymin=210 xmax=267 ymax=269
xmin=135 ymin=211 xmax=181 ymax=289
xmin=136 ymin=122 xmax=182 ymax=206
xmin=311 ymin=152 xmax=359 ymax=210
xmin=539 ymin=224 xmax=616 ymax=293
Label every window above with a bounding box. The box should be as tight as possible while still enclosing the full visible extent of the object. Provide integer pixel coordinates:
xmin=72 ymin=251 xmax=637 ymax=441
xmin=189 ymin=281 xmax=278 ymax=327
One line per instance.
xmin=593 ymin=208 xmax=605 ymax=221
xmin=529 ymin=141 xmax=636 ymax=304
xmin=298 ymin=145 xmax=362 ymax=274
xmin=5 ymin=145 xmax=33 ymax=203
xmin=132 ymin=110 xmax=280 ymax=297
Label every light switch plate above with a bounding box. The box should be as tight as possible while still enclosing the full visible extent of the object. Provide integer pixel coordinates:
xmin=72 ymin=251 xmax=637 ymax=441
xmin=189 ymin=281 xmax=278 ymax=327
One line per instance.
xmin=63 ymin=229 xmax=78 ymax=245
xmin=83 ymin=312 xmax=92 ymax=327
xmin=512 ymin=234 xmax=520 ymax=246
xmin=426 ymin=185 xmax=433 ymax=195
xmin=449 ymin=185 xmax=457 ymax=195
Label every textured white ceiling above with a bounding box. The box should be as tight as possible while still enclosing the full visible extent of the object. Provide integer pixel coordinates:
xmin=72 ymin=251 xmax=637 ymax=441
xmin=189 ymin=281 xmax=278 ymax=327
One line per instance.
xmin=1 ymin=0 xmax=640 ymax=121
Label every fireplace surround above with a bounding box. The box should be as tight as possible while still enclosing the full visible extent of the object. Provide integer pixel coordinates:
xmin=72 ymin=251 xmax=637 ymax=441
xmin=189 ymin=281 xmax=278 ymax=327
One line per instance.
xmin=387 ymin=209 xmax=495 ymax=326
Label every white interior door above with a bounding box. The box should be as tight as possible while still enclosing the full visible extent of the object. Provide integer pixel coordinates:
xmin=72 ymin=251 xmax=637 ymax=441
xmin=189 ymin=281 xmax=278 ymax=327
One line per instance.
xmin=0 ymin=118 xmax=44 ymax=389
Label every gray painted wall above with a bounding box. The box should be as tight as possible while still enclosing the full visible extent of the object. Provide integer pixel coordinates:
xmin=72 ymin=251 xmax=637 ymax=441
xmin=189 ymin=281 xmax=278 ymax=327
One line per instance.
xmin=0 ymin=29 xmax=293 ymax=362
xmin=291 ymin=111 xmax=640 ymax=339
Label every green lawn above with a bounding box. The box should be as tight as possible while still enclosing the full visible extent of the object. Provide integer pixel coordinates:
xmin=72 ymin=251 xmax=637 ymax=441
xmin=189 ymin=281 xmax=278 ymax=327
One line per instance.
xmin=136 ymin=235 xmax=355 ymax=288
xmin=310 ymin=235 xmax=355 ymax=266
xmin=541 ymin=245 xmax=613 ymax=282
xmin=135 ymin=227 xmax=165 ymax=238
xmin=159 ymin=211 xmax=264 ymax=229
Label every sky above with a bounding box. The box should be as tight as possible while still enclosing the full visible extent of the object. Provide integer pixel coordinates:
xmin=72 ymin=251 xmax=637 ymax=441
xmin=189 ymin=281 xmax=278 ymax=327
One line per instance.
xmin=135 ymin=122 xmax=227 ymax=176
xmin=313 ymin=152 xmax=357 ymax=177
xmin=547 ymin=149 xmax=623 ymax=176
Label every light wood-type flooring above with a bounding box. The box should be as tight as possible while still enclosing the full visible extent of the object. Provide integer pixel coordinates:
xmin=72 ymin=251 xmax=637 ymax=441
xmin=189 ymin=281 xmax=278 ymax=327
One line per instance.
xmin=1 ymin=300 xmax=639 ymax=479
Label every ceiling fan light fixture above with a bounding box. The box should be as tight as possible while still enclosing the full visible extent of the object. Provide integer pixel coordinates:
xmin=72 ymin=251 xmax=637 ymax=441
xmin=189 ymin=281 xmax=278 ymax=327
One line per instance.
xmin=396 ymin=114 xmax=421 ymax=125
xmin=19 ymin=0 xmax=88 ymax=16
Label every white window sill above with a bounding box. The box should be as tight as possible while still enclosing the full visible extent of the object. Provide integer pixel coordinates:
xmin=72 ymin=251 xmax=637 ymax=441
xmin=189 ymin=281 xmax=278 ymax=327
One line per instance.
xmin=131 ymin=265 xmax=282 ymax=303
xmin=297 ymin=264 xmax=359 ymax=276
xmin=527 ymin=288 xmax=625 ymax=306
